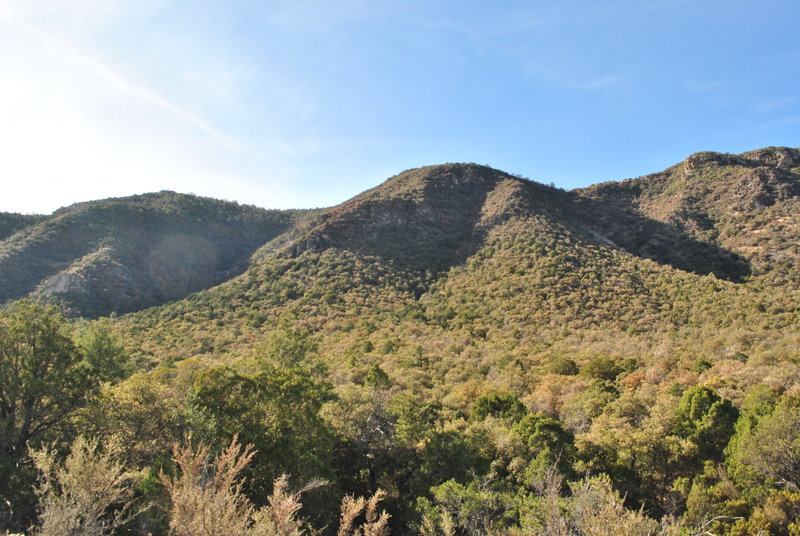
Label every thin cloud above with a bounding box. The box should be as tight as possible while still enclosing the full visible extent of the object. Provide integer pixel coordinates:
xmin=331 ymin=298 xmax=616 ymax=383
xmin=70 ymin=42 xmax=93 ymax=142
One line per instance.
xmin=567 ymin=74 xmax=628 ymax=91
xmin=513 ymin=53 xmax=628 ymax=91
xmin=684 ymin=80 xmax=724 ymax=93
xmin=22 ymin=22 xmax=239 ymax=149
xmin=750 ymin=97 xmax=797 ymax=114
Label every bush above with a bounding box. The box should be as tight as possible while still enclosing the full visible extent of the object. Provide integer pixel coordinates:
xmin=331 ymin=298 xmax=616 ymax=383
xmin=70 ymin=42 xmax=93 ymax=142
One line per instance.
xmin=546 ymin=357 xmax=579 ymax=376
xmin=30 ymin=436 xmax=137 ymax=536
xmin=580 ymin=357 xmax=623 ymax=382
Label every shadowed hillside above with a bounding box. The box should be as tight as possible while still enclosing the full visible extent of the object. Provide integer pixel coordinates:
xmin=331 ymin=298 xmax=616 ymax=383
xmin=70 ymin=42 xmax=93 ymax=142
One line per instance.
xmin=0 ymin=191 xmax=312 ymax=316
xmin=577 ymin=146 xmax=800 ymax=282
xmin=0 ymin=212 xmax=46 ymax=241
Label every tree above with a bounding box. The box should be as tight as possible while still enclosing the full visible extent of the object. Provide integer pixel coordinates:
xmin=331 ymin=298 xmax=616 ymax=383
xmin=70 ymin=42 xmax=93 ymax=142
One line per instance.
xmin=580 ymin=356 xmax=623 ymax=383
xmin=673 ymin=385 xmax=738 ymax=462
xmin=469 ymin=393 xmax=527 ymax=423
xmin=30 ymin=436 xmax=137 ymax=536
xmin=733 ymin=395 xmax=800 ymax=491
xmin=73 ymin=320 xmax=130 ymax=384
xmin=513 ymin=413 xmax=575 ymax=479
xmin=0 ymin=302 xmax=114 ymax=529
xmin=190 ymin=364 xmax=337 ymax=518
xmin=364 ymin=364 xmax=392 ymax=390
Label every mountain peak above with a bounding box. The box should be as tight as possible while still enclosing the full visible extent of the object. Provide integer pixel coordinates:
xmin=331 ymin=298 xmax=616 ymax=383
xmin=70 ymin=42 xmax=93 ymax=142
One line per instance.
xmin=2 ymin=146 xmax=798 ymax=315
xmin=682 ymin=146 xmax=800 ymax=174
xmin=281 ymin=163 xmax=563 ymax=272
xmin=741 ymin=146 xmax=800 ymax=169
xmin=356 ymin=163 xmax=516 ymax=201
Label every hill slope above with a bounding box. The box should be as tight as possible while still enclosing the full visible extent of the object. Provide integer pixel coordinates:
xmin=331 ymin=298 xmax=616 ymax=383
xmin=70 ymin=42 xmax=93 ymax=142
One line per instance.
xmin=0 ymin=191 xmax=312 ymax=317
xmin=3 ymin=147 xmax=800 ymax=534
xmin=110 ymin=149 xmax=799 ymax=374
xmin=6 ymin=148 xmax=796 ymax=321
xmin=577 ymin=146 xmax=800 ymax=283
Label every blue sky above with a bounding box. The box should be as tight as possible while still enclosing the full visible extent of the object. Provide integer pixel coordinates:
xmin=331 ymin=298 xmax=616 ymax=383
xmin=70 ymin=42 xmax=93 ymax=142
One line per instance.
xmin=1 ymin=0 xmax=799 ymax=213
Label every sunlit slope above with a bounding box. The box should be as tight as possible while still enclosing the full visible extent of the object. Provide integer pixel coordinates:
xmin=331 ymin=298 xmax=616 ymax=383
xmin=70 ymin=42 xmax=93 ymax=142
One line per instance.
xmin=113 ymin=154 xmax=799 ymax=384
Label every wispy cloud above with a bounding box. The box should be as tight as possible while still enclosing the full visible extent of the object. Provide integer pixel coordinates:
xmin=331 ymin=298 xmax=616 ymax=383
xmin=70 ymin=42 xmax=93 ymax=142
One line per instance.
xmin=568 ymin=74 xmax=628 ymax=91
xmin=512 ymin=53 xmax=628 ymax=91
xmin=22 ymin=23 xmax=238 ymax=149
xmin=750 ymin=97 xmax=797 ymax=114
xmin=684 ymin=79 xmax=724 ymax=93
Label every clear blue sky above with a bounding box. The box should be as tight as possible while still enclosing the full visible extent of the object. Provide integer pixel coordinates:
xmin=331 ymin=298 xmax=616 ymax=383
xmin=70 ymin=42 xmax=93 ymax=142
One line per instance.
xmin=1 ymin=0 xmax=799 ymax=213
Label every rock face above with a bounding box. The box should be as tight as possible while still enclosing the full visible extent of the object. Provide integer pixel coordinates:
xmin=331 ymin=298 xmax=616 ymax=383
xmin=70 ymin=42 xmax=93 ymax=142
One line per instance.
xmin=578 ymin=147 xmax=800 ymax=281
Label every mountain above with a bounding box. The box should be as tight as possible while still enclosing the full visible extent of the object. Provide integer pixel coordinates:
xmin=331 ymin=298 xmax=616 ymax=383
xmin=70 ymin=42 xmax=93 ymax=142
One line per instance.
xmin=102 ymin=147 xmax=798 ymax=528
xmin=3 ymin=147 xmax=800 ymax=534
xmin=0 ymin=212 xmax=47 ymax=240
xmin=2 ymin=147 xmax=797 ymax=326
xmin=91 ymin=148 xmax=798 ymax=371
xmin=0 ymin=191 xmax=315 ymax=317
xmin=577 ymin=146 xmax=800 ymax=283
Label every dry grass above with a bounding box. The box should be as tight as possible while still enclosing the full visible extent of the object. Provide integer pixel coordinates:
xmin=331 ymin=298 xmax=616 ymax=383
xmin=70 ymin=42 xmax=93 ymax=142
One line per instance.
xmin=336 ymin=490 xmax=390 ymax=536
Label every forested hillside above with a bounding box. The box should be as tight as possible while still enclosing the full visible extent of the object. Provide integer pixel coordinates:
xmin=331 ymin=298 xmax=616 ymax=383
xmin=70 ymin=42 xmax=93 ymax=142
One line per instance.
xmin=0 ymin=192 xmax=315 ymax=317
xmin=1 ymin=147 xmax=799 ymax=535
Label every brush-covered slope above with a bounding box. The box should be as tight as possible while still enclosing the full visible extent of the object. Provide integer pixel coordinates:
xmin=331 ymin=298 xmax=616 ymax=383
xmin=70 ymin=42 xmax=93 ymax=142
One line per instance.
xmin=18 ymin=149 xmax=800 ymax=533
xmin=0 ymin=191 xmax=309 ymax=317
xmin=114 ymin=151 xmax=799 ymax=378
xmin=0 ymin=212 xmax=46 ymax=240
xmin=280 ymin=164 xmax=573 ymax=271
xmin=578 ymin=146 xmax=800 ymax=283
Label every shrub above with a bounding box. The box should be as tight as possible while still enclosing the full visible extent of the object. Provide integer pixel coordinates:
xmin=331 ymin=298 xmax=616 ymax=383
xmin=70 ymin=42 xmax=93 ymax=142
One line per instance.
xmin=30 ymin=436 xmax=137 ymax=536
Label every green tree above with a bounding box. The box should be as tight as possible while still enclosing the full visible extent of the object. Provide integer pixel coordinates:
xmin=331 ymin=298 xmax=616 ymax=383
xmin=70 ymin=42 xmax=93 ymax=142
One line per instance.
xmin=580 ymin=356 xmax=624 ymax=383
xmin=364 ymin=364 xmax=392 ymax=390
xmin=258 ymin=324 xmax=319 ymax=367
xmin=420 ymin=478 xmax=518 ymax=536
xmin=0 ymin=302 xmax=115 ymax=529
xmin=191 ymin=363 xmax=337 ymax=519
xmin=546 ymin=357 xmax=579 ymax=376
xmin=733 ymin=395 xmax=800 ymax=492
xmin=74 ymin=320 xmax=130 ymax=383
xmin=725 ymin=384 xmax=780 ymax=504
xmin=513 ymin=413 xmax=575 ymax=478
xmin=673 ymin=385 xmax=738 ymax=462
xmin=469 ymin=393 xmax=527 ymax=423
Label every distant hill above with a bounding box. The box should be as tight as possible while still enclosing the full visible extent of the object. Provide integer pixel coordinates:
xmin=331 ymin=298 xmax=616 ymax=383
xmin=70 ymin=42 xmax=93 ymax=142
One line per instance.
xmin=0 ymin=191 xmax=315 ymax=317
xmin=0 ymin=212 xmax=47 ymax=241
xmin=577 ymin=146 xmax=800 ymax=283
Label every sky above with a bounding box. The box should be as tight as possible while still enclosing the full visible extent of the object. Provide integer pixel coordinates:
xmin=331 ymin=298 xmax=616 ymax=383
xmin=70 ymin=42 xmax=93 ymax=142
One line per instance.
xmin=1 ymin=0 xmax=799 ymax=214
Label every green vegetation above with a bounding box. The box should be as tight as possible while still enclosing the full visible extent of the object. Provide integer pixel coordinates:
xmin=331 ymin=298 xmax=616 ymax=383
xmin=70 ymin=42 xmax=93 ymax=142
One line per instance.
xmin=0 ymin=192 xmax=316 ymax=317
xmin=1 ymin=148 xmax=800 ymax=534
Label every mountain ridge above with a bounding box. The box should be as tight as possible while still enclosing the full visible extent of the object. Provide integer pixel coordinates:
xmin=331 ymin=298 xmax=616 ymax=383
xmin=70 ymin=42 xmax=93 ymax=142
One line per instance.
xmin=1 ymin=147 xmax=798 ymax=317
